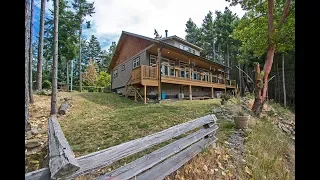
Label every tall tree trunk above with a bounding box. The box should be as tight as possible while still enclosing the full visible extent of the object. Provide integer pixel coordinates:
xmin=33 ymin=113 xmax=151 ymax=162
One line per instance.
xmin=66 ymin=60 xmax=69 ymax=91
xmin=238 ymin=62 xmax=241 ymax=96
xmin=78 ymin=2 xmax=82 ymax=92
xmin=226 ymin=43 xmax=230 ymax=79
xmin=252 ymin=0 xmax=276 ymax=116
xmin=25 ymin=0 xmax=31 ymax=131
xmin=71 ymin=60 xmax=73 ymax=91
xmin=36 ymin=0 xmax=46 ymax=91
xmin=282 ymin=53 xmax=287 ymax=107
xmin=50 ymin=0 xmax=59 ymax=115
xmin=29 ymin=0 xmax=34 ymax=104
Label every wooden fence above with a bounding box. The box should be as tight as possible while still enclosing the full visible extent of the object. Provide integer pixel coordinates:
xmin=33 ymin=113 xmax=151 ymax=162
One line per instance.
xmin=25 ymin=114 xmax=218 ymax=180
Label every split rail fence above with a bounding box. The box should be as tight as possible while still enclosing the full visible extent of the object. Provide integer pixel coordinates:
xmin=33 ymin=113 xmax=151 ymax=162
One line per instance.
xmin=25 ymin=114 xmax=218 ymax=180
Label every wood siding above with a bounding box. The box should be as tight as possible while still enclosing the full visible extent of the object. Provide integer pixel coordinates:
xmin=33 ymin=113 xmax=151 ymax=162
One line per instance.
xmin=112 ymin=51 xmax=148 ymax=90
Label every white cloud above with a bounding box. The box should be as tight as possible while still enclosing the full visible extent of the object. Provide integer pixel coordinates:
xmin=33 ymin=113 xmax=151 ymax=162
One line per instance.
xmin=86 ymin=0 xmax=246 ymax=50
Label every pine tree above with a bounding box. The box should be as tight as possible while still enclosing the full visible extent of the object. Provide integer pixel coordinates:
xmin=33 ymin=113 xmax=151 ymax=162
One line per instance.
xmin=83 ymin=58 xmax=98 ymax=86
xmin=185 ymin=18 xmax=202 ymax=47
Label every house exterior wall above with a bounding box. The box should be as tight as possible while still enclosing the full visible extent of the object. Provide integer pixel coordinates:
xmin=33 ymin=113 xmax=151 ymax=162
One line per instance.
xmin=162 ymin=39 xmax=200 ymax=56
xmin=111 ymin=50 xmax=148 ymax=90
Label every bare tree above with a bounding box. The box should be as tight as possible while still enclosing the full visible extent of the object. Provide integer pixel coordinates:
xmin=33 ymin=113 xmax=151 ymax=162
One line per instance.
xmin=25 ymin=0 xmax=31 ymax=131
xmin=29 ymin=0 xmax=34 ymax=103
xmin=50 ymin=0 xmax=59 ymax=115
xmin=36 ymin=0 xmax=46 ymax=91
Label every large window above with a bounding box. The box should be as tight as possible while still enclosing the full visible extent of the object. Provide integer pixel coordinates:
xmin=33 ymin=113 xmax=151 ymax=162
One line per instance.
xmin=133 ymin=56 xmax=140 ymax=69
xmin=113 ymin=69 xmax=118 ymax=78
xmin=180 ymin=43 xmax=196 ymax=54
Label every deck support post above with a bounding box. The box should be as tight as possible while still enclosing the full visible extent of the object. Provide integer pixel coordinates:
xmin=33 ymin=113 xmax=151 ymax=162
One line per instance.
xmin=157 ymin=48 xmax=162 ymax=102
xmin=211 ymin=87 xmax=214 ymax=99
xmin=134 ymin=86 xmax=137 ymax=102
xmin=144 ymin=85 xmax=147 ymax=104
xmin=189 ymin=85 xmax=192 ymax=100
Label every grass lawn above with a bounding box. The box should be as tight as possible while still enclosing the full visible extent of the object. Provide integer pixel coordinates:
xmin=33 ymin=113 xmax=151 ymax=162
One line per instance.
xmin=51 ymin=92 xmax=294 ymax=179
xmin=59 ymin=92 xmax=220 ymax=156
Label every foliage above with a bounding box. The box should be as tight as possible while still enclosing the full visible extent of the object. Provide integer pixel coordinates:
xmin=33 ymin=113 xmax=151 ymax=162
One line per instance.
xmin=83 ymin=58 xmax=98 ymax=86
xmin=97 ymin=71 xmax=111 ymax=87
xmin=185 ymin=18 xmax=202 ymax=48
xmin=230 ymin=0 xmax=295 ymax=57
xmin=42 ymin=80 xmax=52 ymax=89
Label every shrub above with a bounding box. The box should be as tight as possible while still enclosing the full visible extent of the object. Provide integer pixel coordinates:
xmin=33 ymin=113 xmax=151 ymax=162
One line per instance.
xmin=42 ymin=80 xmax=52 ymax=89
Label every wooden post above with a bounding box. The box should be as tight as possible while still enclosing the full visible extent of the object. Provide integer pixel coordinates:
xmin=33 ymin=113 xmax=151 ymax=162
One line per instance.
xmin=189 ymin=85 xmax=192 ymax=100
xmin=157 ymin=48 xmax=162 ymax=101
xmin=189 ymin=59 xmax=192 ymax=81
xmin=134 ymin=87 xmax=137 ymax=102
xmin=211 ymin=87 xmax=214 ymax=99
xmin=144 ymin=85 xmax=147 ymax=104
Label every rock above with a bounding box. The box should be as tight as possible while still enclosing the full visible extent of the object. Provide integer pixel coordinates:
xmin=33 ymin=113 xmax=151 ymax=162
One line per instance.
xmin=25 ymin=139 xmax=41 ymax=149
xmin=203 ymin=165 xmax=208 ymax=171
xmin=25 ymin=131 xmax=33 ymax=140
xmin=31 ymin=128 xmax=39 ymax=135
xmin=243 ymin=128 xmax=252 ymax=135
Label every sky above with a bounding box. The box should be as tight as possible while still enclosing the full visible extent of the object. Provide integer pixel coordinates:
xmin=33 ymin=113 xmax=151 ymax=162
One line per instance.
xmin=32 ymin=0 xmax=245 ymax=50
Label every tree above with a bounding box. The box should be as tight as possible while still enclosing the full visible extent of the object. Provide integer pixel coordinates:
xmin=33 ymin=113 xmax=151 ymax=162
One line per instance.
xmin=200 ymin=11 xmax=215 ymax=60
xmin=101 ymin=41 xmax=116 ymax=70
xmin=51 ymin=0 xmax=59 ymax=115
xmin=228 ymin=0 xmax=295 ymax=116
xmin=185 ymin=18 xmax=202 ymax=48
xmin=36 ymin=0 xmax=46 ymax=91
xmin=97 ymin=71 xmax=111 ymax=87
xmin=83 ymin=58 xmax=98 ymax=86
xmin=29 ymin=0 xmax=34 ymax=103
xmin=72 ymin=0 xmax=95 ymax=92
xmin=25 ymin=0 xmax=31 ymax=131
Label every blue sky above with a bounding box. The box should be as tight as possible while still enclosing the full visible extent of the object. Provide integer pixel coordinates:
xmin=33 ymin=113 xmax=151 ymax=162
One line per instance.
xmin=32 ymin=0 xmax=245 ymax=50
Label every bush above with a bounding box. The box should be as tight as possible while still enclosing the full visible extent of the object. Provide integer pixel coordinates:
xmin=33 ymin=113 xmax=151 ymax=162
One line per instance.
xmin=42 ymin=80 xmax=52 ymax=89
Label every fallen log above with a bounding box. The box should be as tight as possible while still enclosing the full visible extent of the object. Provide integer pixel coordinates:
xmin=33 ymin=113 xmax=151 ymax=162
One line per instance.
xmin=48 ymin=116 xmax=79 ymax=179
xmin=58 ymin=101 xmax=68 ymax=115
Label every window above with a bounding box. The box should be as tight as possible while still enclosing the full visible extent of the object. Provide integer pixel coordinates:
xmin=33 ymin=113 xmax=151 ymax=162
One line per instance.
xmin=133 ymin=56 xmax=140 ymax=69
xmin=192 ymin=49 xmax=195 ymax=54
xmin=113 ymin=69 xmax=118 ymax=78
xmin=120 ymin=64 xmax=125 ymax=71
xmin=150 ymin=54 xmax=157 ymax=66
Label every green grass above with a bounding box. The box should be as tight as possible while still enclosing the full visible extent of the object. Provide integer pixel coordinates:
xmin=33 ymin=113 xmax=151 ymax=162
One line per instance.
xmin=59 ymin=92 xmax=220 ymax=156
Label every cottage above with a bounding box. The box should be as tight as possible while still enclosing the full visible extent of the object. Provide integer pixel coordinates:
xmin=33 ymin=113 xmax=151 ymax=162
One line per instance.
xmin=107 ymin=31 xmax=236 ymax=103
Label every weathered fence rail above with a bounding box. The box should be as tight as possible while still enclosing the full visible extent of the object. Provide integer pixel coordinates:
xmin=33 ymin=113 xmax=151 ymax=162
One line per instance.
xmin=25 ymin=114 xmax=218 ymax=180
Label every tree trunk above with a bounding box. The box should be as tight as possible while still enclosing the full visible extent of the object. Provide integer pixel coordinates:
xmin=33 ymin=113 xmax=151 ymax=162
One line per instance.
xmin=36 ymin=0 xmax=46 ymax=91
xmin=282 ymin=53 xmax=287 ymax=107
xmin=50 ymin=0 xmax=59 ymax=115
xmin=226 ymin=43 xmax=230 ymax=79
xmin=25 ymin=0 xmax=31 ymax=131
xmin=252 ymin=0 xmax=276 ymax=116
xmin=251 ymin=63 xmax=264 ymax=116
xmin=238 ymin=62 xmax=241 ymax=96
xmin=71 ymin=60 xmax=73 ymax=91
xmin=58 ymin=100 xmax=69 ymax=115
xmin=78 ymin=1 xmax=82 ymax=92
xmin=276 ymin=56 xmax=281 ymax=102
xmin=66 ymin=60 xmax=69 ymax=91
xmin=29 ymin=0 xmax=34 ymax=104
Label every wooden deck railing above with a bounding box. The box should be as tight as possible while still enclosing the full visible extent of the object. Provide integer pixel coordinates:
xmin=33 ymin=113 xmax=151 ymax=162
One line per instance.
xmin=131 ymin=65 xmax=236 ymax=87
xmin=25 ymin=115 xmax=218 ymax=180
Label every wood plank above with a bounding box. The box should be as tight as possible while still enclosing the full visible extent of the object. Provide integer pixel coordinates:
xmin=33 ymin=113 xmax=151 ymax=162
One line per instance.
xmin=48 ymin=116 xmax=80 ymax=179
xmin=25 ymin=168 xmax=51 ymax=180
xmin=136 ymin=136 xmax=216 ymax=180
xmin=97 ymin=125 xmax=218 ymax=180
xmin=26 ymin=115 xmax=217 ymax=179
xmin=69 ymin=115 xmax=215 ymax=178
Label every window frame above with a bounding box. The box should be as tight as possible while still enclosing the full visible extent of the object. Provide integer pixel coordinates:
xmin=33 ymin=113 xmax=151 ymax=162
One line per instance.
xmin=132 ymin=56 xmax=141 ymax=69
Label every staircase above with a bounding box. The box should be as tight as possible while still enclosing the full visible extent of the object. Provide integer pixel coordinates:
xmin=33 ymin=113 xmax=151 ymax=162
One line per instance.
xmin=125 ymin=76 xmax=144 ymax=102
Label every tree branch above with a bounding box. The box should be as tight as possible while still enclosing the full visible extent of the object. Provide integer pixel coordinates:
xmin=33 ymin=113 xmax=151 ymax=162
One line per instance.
xmin=278 ymin=0 xmax=292 ymax=26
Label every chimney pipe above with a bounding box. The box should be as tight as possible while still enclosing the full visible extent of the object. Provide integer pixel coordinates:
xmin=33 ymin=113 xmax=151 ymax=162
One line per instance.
xmin=165 ymin=30 xmax=168 ymax=37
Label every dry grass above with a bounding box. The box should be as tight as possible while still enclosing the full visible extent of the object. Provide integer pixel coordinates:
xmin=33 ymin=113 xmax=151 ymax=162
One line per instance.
xmin=26 ymin=92 xmax=295 ymax=180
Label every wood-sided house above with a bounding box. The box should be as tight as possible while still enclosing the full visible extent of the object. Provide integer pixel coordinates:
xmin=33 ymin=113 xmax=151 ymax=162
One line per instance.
xmin=107 ymin=31 xmax=237 ymax=103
